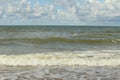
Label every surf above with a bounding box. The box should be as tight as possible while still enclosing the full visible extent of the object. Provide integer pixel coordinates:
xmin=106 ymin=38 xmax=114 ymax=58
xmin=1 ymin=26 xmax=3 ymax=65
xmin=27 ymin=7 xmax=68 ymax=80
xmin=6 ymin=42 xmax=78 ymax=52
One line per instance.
xmin=0 ymin=50 xmax=120 ymax=66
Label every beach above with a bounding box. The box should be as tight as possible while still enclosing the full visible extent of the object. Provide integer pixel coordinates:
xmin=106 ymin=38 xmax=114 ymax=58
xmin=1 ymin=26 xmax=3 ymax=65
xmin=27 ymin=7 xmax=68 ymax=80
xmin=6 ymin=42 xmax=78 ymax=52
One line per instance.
xmin=0 ymin=51 xmax=120 ymax=80
xmin=0 ymin=0 xmax=120 ymax=79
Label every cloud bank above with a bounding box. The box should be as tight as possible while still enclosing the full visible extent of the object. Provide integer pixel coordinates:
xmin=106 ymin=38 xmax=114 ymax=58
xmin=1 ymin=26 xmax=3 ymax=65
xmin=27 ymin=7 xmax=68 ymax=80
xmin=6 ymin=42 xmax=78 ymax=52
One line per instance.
xmin=0 ymin=0 xmax=120 ymax=25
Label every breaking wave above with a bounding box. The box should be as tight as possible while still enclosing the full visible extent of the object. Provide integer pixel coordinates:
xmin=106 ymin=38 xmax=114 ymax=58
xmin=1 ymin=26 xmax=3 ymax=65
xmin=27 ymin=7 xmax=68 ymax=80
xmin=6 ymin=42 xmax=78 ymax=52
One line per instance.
xmin=0 ymin=50 xmax=120 ymax=66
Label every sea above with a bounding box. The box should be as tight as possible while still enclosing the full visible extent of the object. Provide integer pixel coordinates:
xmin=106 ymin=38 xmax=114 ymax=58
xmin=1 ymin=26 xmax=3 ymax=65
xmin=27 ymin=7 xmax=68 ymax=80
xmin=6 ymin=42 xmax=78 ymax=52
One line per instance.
xmin=0 ymin=25 xmax=120 ymax=54
xmin=0 ymin=26 xmax=120 ymax=80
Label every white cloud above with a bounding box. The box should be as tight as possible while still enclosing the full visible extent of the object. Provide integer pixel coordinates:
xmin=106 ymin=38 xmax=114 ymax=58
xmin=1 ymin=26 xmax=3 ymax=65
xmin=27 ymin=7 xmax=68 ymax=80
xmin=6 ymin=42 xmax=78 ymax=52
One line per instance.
xmin=0 ymin=0 xmax=120 ymax=25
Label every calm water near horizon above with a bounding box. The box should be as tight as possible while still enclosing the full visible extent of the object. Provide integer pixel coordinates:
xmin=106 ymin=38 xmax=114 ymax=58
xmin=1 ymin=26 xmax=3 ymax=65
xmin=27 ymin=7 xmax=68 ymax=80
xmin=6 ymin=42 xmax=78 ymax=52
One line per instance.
xmin=0 ymin=25 xmax=120 ymax=54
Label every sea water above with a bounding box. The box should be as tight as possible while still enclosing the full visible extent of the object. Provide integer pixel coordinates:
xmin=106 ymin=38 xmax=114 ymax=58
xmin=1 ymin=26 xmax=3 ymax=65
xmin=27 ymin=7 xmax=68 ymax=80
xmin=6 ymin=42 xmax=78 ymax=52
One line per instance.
xmin=0 ymin=26 xmax=120 ymax=80
xmin=0 ymin=26 xmax=120 ymax=54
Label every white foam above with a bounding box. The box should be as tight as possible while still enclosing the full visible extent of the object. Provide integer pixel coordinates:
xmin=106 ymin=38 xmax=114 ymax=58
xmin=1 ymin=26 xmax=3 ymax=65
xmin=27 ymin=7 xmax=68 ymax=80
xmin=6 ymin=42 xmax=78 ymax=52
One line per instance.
xmin=0 ymin=50 xmax=120 ymax=66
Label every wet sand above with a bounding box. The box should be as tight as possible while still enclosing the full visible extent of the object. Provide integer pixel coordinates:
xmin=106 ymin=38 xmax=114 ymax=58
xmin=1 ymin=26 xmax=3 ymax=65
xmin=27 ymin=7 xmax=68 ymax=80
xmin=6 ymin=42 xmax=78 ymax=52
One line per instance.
xmin=0 ymin=51 xmax=120 ymax=80
xmin=0 ymin=65 xmax=120 ymax=80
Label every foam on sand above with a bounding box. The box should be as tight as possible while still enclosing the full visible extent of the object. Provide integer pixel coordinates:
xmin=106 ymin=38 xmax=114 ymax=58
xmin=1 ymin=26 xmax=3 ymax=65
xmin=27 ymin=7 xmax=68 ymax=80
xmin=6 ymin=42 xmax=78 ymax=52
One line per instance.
xmin=0 ymin=50 xmax=120 ymax=66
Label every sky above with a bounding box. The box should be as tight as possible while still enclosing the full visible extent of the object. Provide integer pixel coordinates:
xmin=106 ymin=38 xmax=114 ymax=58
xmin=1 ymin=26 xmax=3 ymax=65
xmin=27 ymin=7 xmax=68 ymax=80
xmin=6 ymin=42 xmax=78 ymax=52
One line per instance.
xmin=0 ymin=0 xmax=120 ymax=25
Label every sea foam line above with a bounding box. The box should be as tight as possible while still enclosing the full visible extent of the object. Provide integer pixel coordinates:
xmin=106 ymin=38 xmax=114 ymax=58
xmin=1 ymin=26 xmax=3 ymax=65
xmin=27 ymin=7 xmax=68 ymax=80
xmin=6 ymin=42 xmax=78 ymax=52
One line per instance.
xmin=0 ymin=51 xmax=120 ymax=66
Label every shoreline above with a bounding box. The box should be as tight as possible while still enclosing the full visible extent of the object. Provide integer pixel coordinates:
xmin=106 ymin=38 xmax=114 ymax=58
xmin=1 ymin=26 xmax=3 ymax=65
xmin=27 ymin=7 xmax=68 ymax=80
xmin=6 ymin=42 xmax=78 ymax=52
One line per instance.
xmin=0 ymin=51 xmax=120 ymax=66
xmin=0 ymin=65 xmax=120 ymax=80
xmin=0 ymin=51 xmax=120 ymax=80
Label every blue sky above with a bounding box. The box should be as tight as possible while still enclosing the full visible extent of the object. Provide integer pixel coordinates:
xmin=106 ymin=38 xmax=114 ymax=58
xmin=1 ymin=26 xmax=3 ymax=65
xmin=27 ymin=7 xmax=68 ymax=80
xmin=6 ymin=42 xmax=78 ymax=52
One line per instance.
xmin=0 ymin=0 xmax=120 ymax=25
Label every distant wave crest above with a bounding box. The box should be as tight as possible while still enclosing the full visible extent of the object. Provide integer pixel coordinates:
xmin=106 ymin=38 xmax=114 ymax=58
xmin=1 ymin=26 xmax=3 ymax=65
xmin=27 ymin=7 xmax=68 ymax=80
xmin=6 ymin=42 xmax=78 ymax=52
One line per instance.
xmin=0 ymin=37 xmax=120 ymax=44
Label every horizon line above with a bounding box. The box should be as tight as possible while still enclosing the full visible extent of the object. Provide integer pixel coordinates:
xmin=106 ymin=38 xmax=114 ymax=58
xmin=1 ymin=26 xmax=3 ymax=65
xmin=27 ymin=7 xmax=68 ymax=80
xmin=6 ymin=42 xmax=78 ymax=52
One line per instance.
xmin=0 ymin=25 xmax=120 ymax=27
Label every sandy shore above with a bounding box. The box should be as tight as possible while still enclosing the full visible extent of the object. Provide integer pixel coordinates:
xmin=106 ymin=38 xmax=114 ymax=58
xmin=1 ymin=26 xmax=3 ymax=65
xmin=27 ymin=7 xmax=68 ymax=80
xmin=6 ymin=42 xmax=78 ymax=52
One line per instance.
xmin=0 ymin=65 xmax=120 ymax=80
xmin=0 ymin=51 xmax=120 ymax=80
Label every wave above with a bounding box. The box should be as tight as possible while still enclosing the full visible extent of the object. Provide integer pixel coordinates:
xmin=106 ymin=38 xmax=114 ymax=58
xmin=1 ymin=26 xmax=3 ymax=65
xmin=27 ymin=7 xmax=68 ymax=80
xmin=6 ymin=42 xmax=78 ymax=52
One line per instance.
xmin=0 ymin=50 xmax=120 ymax=66
xmin=0 ymin=37 xmax=120 ymax=44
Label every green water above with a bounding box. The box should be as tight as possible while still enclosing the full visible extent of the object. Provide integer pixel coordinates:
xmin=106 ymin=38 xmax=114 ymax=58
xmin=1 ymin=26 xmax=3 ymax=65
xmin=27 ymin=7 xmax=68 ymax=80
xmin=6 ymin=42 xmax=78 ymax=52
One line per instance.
xmin=0 ymin=26 xmax=120 ymax=54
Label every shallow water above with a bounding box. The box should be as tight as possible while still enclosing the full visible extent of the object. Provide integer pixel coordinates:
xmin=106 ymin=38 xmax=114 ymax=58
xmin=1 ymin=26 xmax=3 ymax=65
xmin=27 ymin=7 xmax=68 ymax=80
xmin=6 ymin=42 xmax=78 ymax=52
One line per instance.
xmin=0 ymin=65 xmax=120 ymax=80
